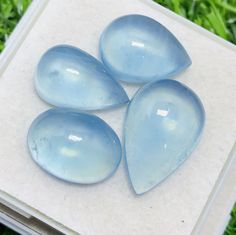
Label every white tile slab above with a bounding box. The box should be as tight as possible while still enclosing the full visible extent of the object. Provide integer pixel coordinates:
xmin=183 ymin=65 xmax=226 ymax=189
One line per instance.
xmin=0 ymin=0 xmax=236 ymax=234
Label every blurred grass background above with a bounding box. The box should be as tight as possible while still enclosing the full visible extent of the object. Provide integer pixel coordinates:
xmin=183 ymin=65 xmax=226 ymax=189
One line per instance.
xmin=0 ymin=0 xmax=235 ymax=234
xmin=154 ymin=0 xmax=236 ymax=45
xmin=0 ymin=0 xmax=31 ymax=52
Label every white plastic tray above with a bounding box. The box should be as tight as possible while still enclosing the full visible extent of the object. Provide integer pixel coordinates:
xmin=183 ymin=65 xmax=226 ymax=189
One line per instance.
xmin=0 ymin=0 xmax=236 ymax=234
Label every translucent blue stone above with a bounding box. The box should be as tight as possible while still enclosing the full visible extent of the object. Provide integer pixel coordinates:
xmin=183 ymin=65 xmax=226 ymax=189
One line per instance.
xmin=35 ymin=45 xmax=129 ymax=110
xmin=125 ymin=80 xmax=205 ymax=194
xmin=100 ymin=14 xmax=191 ymax=83
xmin=27 ymin=109 xmax=122 ymax=184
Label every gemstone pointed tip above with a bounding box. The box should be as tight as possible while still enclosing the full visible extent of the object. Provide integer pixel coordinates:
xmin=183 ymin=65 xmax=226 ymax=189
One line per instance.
xmin=122 ymin=93 xmax=130 ymax=104
xmin=130 ymin=173 xmax=163 ymax=195
xmin=184 ymin=53 xmax=192 ymax=69
xmin=119 ymin=87 xmax=129 ymax=103
xmin=132 ymin=184 xmax=153 ymax=195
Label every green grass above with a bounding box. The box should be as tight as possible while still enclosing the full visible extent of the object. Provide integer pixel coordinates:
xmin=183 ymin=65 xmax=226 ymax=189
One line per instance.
xmin=225 ymin=203 xmax=236 ymax=235
xmin=0 ymin=0 xmax=31 ymax=52
xmin=154 ymin=0 xmax=236 ymax=45
xmin=0 ymin=0 xmax=235 ymax=234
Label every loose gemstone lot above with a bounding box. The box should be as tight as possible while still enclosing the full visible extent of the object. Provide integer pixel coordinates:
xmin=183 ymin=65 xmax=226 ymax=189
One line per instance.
xmin=28 ymin=14 xmax=205 ymax=194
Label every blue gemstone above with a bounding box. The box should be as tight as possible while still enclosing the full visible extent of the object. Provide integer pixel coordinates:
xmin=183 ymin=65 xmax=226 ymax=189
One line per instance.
xmin=27 ymin=108 xmax=122 ymax=184
xmin=35 ymin=45 xmax=129 ymax=110
xmin=100 ymin=14 xmax=191 ymax=83
xmin=125 ymin=79 xmax=205 ymax=194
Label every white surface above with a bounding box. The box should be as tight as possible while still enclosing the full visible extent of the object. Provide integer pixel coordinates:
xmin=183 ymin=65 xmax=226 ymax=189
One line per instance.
xmin=0 ymin=0 xmax=236 ymax=234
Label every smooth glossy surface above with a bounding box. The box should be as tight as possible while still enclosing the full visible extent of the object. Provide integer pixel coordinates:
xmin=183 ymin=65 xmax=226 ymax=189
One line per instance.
xmin=100 ymin=14 xmax=191 ymax=84
xmin=125 ymin=79 xmax=205 ymax=194
xmin=28 ymin=109 xmax=122 ymax=184
xmin=35 ymin=45 xmax=129 ymax=110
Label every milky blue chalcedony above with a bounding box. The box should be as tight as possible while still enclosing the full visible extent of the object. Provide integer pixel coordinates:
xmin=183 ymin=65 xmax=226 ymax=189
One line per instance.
xmin=27 ymin=109 xmax=122 ymax=184
xmin=35 ymin=45 xmax=129 ymax=110
xmin=125 ymin=79 xmax=205 ymax=194
xmin=100 ymin=15 xmax=191 ymax=83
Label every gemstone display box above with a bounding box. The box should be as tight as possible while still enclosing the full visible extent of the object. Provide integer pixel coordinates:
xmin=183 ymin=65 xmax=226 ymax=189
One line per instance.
xmin=0 ymin=0 xmax=236 ymax=234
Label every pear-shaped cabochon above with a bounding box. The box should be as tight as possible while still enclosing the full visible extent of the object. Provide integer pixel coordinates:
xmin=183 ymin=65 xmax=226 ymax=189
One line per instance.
xmin=27 ymin=108 xmax=122 ymax=184
xmin=35 ymin=45 xmax=129 ymax=110
xmin=100 ymin=14 xmax=191 ymax=83
xmin=125 ymin=79 xmax=205 ymax=194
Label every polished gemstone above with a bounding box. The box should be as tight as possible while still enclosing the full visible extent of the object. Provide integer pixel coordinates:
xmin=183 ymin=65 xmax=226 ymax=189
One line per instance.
xmin=100 ymin=14 xmax=191 ymax=83
xmin=27 ymin=108 xmax=122 ymax=184
xmin=35 ymin=45 xmax=129 ymax=110
xmin=125 ymin=79 xmax=205 ymax=194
